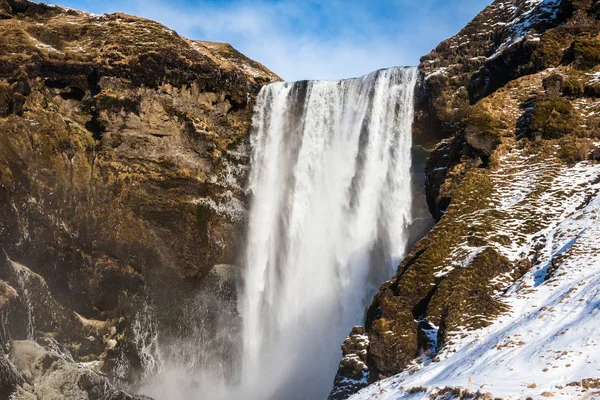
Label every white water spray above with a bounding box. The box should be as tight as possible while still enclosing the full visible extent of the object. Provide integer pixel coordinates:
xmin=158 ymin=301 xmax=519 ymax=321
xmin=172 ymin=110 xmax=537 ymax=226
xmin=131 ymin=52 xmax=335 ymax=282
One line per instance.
xmin=241 ymin=67 xmax=418 ymax=399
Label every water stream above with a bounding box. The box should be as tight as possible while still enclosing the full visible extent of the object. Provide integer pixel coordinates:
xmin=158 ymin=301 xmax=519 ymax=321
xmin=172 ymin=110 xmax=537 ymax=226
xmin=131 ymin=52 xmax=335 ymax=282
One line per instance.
xmin=241 ymin=67 xmax=417 ymax=399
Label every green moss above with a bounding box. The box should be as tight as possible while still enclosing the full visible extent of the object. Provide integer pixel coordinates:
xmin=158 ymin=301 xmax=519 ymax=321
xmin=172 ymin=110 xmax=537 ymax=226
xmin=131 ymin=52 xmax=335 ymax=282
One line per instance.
xmin=572 ymin=37 xmax=600 ymax=70
xmin=557 ymin=136 xmax=592 ymax=165
xmin=562 ymin=76 xmax=585 ymax=97
xmin=531 ymin=30 xmax=567 ymax=68
xmin=530 ymin=97 xmax=580 ymax=139
xmin=429 ymin=247 xmax=512 ymax=347
xmin=463 ymin=103 xmax=503 ymax=155
xmin=466 ymin=105 xmax=499 ymax=133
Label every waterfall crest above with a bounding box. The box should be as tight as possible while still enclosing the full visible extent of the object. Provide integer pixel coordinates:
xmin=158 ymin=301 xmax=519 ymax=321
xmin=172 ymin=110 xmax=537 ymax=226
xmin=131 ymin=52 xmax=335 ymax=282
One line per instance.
xmin=241 ymin=67 xmax=418 ymax=399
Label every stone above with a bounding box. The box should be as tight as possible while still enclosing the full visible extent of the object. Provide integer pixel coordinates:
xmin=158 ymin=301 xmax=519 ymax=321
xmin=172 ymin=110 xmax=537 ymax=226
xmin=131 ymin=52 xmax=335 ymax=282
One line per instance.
xmin=8 ymin=340 xmax=150 ymax=400
xmin=543 ymin=73 xmax=564 ymax=98
xmin=0 ymin=350 xmax=24 ymax=399
xmin=328 ymin=326 xmax=371 ymax=400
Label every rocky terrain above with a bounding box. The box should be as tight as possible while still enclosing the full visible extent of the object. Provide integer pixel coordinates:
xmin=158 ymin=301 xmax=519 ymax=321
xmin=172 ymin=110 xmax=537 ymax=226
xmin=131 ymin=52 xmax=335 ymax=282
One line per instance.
xmin=0 ymin=0 xmax=278 ymax=397
xmin=331 ymin=0 xmax=600 ymax=399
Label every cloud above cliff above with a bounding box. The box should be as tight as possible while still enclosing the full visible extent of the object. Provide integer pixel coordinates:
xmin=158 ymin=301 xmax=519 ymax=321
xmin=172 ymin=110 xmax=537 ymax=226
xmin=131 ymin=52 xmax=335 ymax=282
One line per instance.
xmin=54 ymin=0 xmax=492 ymax=81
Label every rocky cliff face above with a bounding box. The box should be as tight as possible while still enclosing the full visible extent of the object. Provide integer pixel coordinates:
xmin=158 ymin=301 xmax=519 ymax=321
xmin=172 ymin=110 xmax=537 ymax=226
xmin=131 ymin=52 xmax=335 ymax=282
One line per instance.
xmin=0 ymin=0 xmax=278 ymax=397
xmin=331 ymin=0 xmax=600 ymax=398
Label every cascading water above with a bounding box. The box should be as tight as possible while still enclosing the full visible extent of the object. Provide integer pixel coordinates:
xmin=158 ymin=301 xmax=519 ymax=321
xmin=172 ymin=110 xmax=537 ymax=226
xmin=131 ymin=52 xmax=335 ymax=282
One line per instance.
xmin=241 ymin=67 xmax=418 ymax=399
xmin=140 ymin=67 xmax=418 ymax=400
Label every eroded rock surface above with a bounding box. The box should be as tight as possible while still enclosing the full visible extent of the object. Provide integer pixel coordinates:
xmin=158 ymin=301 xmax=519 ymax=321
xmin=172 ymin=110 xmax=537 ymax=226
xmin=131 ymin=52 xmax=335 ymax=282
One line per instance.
xmin=8 ymin=340 xmax=150 ymax=400
xmin=0 ymin=0 xmax=278 ymax=395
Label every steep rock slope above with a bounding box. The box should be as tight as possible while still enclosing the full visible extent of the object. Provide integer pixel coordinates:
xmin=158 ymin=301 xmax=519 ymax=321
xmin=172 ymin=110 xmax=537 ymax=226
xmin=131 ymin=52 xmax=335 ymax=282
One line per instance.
xmin=331 ymin=0 xmax=600 ymax=399
xmin=0 ymin=0 xmax=278 ymax=397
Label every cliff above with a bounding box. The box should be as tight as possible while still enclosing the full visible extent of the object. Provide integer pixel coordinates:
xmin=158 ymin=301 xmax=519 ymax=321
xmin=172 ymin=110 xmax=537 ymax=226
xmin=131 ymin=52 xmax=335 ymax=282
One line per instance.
xmin=0 ymin=0 xmax=278 ymax=397
xmin=331 ymin=0 xmax=600 ymax=398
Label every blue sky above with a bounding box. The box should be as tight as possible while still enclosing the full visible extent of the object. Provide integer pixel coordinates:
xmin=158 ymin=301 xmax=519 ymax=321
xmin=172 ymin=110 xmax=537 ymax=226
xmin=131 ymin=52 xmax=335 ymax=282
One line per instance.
xmin=52 ymin=0 xmax=492 ymax=81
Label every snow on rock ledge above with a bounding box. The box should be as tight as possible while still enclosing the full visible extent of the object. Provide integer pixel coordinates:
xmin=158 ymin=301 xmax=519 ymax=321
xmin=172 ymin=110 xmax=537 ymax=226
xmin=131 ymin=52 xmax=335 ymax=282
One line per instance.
xmin=350 ymin=179 xmax=600 ymax=399
xmin=329 ymin=327 xmax=371 ymax=400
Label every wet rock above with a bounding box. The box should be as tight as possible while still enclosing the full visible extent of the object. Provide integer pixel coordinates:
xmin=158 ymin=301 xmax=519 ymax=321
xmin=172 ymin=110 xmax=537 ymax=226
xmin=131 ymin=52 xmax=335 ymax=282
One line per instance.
xmin=9 ymin=340 xmax=151 ymax=400
xmin=0 ymin=350 xmax=24 ymax=398
xmin=201 ymin=264 xmax=241 ymax=301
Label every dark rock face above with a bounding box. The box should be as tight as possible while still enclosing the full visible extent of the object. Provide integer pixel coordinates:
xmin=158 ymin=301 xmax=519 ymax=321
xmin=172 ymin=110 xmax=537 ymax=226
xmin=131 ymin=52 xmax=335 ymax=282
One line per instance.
xmin=0 ymin=0 xmax=278 ymax=396
xmin=0 ymin=350 xmax=23 ymax=399
xmin=8 ymin=340 xmax=151 ymax=399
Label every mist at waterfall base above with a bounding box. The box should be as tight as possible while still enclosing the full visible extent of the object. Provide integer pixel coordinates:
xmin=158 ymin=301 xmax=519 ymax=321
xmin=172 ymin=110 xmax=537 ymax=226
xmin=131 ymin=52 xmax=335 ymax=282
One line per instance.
xmin=140 ymin=67 xmax=418 ymax=400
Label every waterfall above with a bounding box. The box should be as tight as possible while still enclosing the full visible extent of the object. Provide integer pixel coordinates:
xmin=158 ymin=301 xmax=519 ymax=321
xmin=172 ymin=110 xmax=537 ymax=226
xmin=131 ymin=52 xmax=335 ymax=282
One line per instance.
xmin=139 ymin=67 xmax=417 ymax=400
xmin=241 ymin=67 xmax=418 ymax=399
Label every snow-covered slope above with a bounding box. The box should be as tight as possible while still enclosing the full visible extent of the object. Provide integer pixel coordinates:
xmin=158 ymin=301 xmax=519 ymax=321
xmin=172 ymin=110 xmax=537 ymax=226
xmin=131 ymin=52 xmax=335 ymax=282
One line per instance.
xmin=351 ymin=158 xmax=600 ymax=399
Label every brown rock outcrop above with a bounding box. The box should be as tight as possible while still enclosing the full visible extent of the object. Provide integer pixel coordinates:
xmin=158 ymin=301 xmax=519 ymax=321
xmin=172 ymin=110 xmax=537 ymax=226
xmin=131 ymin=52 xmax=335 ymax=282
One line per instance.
xmin=0 ymin=0 xmax=278 ymax=394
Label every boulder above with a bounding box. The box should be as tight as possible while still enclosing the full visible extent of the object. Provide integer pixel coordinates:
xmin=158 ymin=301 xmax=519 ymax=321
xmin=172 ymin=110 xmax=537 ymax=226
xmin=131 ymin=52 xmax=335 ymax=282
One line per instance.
xmin=529 ymin=97 xmax=581 ymax=139
xmin=9 ymin=340 xmax=151 ymax=400
xmin=0 ymin=350 xmax=24 ymax=399
xmin=542 ymin=73 xmax=564 ymax=98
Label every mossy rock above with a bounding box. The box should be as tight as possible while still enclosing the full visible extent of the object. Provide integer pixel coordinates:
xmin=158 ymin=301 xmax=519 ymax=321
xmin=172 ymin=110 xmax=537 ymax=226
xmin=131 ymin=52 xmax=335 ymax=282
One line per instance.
xmin=543 ymin=73 xmax=564 ymax=97
xmin=543 ymin=71 xmax=586 ymax=98
xmin=464 ymin=104 xmax=503 ymax=156
xmin=530 ymin=97 xmax=580 ymax=139
xmin=428 ymin=247 xmax=512 ymax=347
xmin=531 ymin=30 xmax=568 ymax=69
xmin=558 ymin=136 xmax=594 ymax=165
xmin=0 ymin=81 xmax=23 ymax=117
xmin=571 ymin=37 xmax=600 ymax=70
xmin=0 ymin=81 xmax=13 ymax=116
xmin=562 ymin=76 xmax=585 ymax=97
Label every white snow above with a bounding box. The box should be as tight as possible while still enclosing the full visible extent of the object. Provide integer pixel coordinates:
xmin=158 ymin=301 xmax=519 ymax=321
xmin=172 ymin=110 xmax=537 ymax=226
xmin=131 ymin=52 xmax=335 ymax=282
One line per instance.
xmin=350 ymin=157 xmax=600 ymax=400
xmin=488 ymin=0 xmax=561 ymax=60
